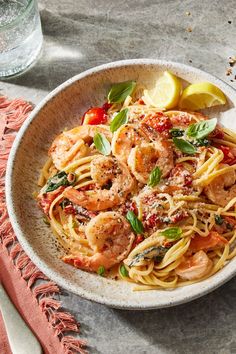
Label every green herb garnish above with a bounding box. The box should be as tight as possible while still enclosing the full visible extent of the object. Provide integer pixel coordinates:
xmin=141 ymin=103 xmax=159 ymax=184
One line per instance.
xmin=215 ymin=215 xmax=224 ymax=225
xmin=128 ymin=246 xmax=169 ymax=267
xmin=187 ymin=118 xmax=217 ymax=139
xmin=120 ymin=264 xmax=129 ymax=277
xmin=160 ymin=227 xmax=182 ymax=240
xmin=97 ymin=265 xmax=105 ymax=276
xmin=148 ymin=166 xmax=162 ymax=187
xmin=193 ymin=138 xmax=210 ymax=147
xmin=170 ymin=128 xmax=184 ymax=137
xmin=126 ymin=210 xmax=144 ymax=234
xmin=93 ymin=132 xmax=111 ymax=155
xmin=110 ymin=108 xmax=129 ymax=133
xmin=173 ymin=138 xmax=196 ymax=155
xmin=108 ymin=81 xmax=136 ymax=103
xmin=45 ymin=171 xmax=73 ymax=193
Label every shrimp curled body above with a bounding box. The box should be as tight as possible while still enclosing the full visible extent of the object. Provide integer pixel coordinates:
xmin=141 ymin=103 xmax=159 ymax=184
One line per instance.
xmin=128 ymin=140 xmax=174 ymax=184
xmin=49 ymin=125 xmax=112 ymax=170
xmin=204 ymin=165 xmax=236 ymax=207
xmin=111 ymin=124 xmax=149 ymax=163
xmin=175 ymin=250 xmax=213 ymax=280
xmin=63 ymin=212 xmax=135 ymax=271
xmin=63 ymin=156 xmax=135 ymax=211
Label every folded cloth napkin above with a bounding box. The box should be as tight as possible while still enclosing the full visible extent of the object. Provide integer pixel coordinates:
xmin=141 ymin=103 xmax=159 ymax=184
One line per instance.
xmin=0 ymin=96 xmax=87 ymax=354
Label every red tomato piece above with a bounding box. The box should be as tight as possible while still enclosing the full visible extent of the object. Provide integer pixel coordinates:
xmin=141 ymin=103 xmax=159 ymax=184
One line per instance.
xmin=218 ymin=145 xmax=236 ymax=165
xmin=210 ymin=128 xmax=224 ymax=139
xmin=170 ymin=210 xmax=188 ymax=223
xmin=145 ymin=214 xmax=159 ymax=229
xmin=102 ymin=102 xmax=112 ymax=112
xmin=132 ymin=234 xmax=145 ymax=248
xmin=129 ymin=201 xmax=138 ymax=215
xmin=137 ymin=98 xmax=145 ymax=105
xmin=82 ymin=107 xmax=107 ymax=125
xmin=170 ymin=164 xmax=192 ymax=187
xmin=142 ymin=112 xmax=173 ymax=135
xmin=64 ymin=204 xmax=77 ymax=215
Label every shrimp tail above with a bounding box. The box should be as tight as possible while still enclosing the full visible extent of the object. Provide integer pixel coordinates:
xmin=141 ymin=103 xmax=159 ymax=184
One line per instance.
xmin=63 ymin=253 xmax=116 ymax=272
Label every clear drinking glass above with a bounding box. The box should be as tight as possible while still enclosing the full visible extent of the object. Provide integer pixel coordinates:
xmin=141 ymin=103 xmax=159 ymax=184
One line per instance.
xmin=0 ymin=0 xmax=43 ymax=78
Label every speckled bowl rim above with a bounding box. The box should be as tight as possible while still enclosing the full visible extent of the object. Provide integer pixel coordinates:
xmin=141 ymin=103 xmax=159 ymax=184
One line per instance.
xmin=5 ymin=59 xmax=236 ymax=309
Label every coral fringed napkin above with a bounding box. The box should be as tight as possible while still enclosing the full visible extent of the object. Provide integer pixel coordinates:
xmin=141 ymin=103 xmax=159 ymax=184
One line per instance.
xmin=0 ymin=96 xmax=87 ymax=354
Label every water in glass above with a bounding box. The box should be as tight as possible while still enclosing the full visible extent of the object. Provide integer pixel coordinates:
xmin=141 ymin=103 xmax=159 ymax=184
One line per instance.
xmin=0 ymin=0 xmax=43 ymax=77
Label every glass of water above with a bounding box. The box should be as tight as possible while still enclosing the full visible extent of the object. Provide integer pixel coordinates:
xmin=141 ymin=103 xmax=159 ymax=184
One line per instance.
xmin=0 ymin=0 xmax=43 ymax=78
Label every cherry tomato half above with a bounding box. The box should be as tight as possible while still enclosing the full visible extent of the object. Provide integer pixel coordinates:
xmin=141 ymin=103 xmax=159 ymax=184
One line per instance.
xmin=219 ymin=145 xmax=236 ymax=165
xmin=142 ymin=112 xmax=172 ymax=135
xmin=82 ymin=107 xmax=107 ymax=125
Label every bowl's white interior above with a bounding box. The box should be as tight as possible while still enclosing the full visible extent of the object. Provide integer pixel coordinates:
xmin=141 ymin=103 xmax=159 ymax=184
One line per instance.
xmin=6 ymin=60 xmax=236 ymax=309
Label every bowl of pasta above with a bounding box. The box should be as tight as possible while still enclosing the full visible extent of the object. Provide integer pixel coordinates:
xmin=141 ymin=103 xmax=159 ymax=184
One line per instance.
xmin=6 ymin=59 xmax=236 ymax=309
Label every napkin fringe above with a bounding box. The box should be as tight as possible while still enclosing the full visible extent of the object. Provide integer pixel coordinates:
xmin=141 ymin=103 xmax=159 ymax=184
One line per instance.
xmin=0 ymin=96 xmax=87 ymax=354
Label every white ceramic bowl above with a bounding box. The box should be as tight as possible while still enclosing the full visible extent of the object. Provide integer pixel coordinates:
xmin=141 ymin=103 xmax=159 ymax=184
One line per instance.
xmin=6 ymin=59 xmax=236 ymax=309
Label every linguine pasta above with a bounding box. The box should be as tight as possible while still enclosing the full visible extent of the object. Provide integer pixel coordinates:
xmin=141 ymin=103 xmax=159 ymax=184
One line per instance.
xmin=36 ymin=80 xmax=236 ymax=291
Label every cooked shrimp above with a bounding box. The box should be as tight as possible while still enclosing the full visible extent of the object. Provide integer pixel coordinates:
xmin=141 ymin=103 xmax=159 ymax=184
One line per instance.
xmin=49 ymin=135 xmax=87 ymax=170
xmin=63 ymin=212 xmax=135 ymax=271
xmin=189 ymin=232 xmax=228 ymax=253
xmin=204 ymin=165 xmax=236 ymax=207
xmin=128 ymin=140 xmax=174 ymax=184
xmin=111 ymin=124 xmax=149 ymax=163
xmin=63 ymin=156 xmax=135 ymax=211
xmin=175 ymin=250 xmax=213 ymax=280
xmin=64 ymin=124 xmax=112 ymax=143
xmin=49 ymin=124 xmax=112 ymax=170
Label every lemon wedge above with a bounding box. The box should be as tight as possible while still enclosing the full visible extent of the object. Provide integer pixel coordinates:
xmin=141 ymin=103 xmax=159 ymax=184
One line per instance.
xmin=143 ymin=71 xmax=182 ymax=109
xmin=179 ymin=82 xmax=227 ymax=110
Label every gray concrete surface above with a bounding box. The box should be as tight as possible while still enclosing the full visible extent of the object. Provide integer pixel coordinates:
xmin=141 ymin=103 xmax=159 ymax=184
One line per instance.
xmin=1 ymin=1 xmax=236 ymax=353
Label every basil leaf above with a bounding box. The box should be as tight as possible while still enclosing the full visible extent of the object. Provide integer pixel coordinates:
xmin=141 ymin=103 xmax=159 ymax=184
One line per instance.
xmin=193 ymin=138 xmax=210 ymax=147
xmin=93 ymin=132 xmax=111 ymax=155
xmin=160 ymin=227 xmax=182 ymax=240
xmin=45 ymin=171 xmax=71 ymax=193
xmin=148 ymin=166 xmax=162 ymax=187
xmin=215 ymin=215 xmax=224 ymax=225
xmin=126 ymin=210 xmax=144 ymax=234
xmin=97 ymin=265 xmax=105 ymax=276
xmin=108 ymin=81 xmax=136 ymax=103
xmin=170 ymin=128 xmax=184 ymax=137
xmin=110 ymin=108 xmax=129 ymax=133
xmin=129 ymin=246 xmax=169 ymax=267
xmin=187 ymin=118 xmax=217 ymax=139
xmin=120 ymin=264 xmax=129 ymax=277
xmin=173 ymin=138 xmax=196 ymax=154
